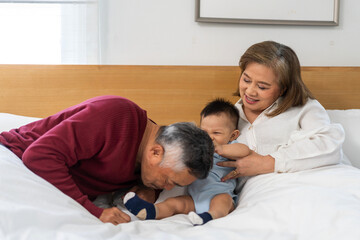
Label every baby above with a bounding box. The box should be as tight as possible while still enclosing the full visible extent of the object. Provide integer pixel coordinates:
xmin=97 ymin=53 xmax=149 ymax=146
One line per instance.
xmin=124 ymin=98 xmax=250 ymax=225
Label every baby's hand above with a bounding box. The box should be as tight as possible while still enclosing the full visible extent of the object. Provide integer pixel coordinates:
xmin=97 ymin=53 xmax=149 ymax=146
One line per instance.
xmin=213 ymin=140 xmax=224 ymax=155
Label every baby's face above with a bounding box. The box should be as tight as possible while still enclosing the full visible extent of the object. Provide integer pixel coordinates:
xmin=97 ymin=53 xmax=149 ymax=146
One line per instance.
xmin=200 ymin=113 xmax=236 ymax=145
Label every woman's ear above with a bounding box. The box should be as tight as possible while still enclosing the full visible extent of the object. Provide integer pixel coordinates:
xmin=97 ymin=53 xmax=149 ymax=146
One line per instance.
xmin=230 ymin=130 xmax=240 ymax=141
xmin=280 ymin=87 xmax=287 ymax=96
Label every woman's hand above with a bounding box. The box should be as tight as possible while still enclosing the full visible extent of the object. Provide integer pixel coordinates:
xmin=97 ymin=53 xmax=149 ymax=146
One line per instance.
xmin=217 ymin=151 xmax=275 ymax=181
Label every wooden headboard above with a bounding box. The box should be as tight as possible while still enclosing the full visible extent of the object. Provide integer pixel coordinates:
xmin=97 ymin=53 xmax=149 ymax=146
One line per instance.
xmin=1 ymin=65 xmax=359 ymax=125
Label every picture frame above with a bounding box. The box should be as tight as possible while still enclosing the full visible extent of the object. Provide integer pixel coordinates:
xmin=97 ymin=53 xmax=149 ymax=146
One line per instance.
xmin=195 ymin=0 xmax=340 ymax=26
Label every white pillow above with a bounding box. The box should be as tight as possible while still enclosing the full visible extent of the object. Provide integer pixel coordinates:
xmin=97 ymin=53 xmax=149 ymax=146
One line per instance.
xmin=0 ymin=113 xmax=40 ymax=132
xmin=327 ymin=109 xmax=360 ymax=169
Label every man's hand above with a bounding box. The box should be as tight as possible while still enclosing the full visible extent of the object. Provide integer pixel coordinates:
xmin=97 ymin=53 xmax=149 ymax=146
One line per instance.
xmin=99 ymin=207 xmax=131 ymax=225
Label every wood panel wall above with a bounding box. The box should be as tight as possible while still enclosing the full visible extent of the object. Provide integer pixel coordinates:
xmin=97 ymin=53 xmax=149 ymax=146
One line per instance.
xmin=0 ymin=65 xmax=359 ymax=125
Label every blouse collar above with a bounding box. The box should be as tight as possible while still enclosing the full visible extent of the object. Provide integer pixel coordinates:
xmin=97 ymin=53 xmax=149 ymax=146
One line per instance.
xmin=236 ymin=98 xmax=281 ymax=123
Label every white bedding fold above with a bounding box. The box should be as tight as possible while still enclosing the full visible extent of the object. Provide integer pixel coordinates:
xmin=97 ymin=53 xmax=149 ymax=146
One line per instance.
xmin=2 ymin=142 xmax=360 ymax=240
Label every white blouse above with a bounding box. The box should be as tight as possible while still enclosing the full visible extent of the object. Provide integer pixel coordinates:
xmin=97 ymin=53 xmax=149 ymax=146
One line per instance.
xmin=235 ymin=98 xmax=345 ymax=173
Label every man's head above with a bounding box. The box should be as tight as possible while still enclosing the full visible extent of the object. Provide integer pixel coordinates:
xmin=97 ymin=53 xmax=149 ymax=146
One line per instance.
xmin=200 ymin=98 xmax=240 ymax=145
xmin=141 ymin=122 xmax=214 ymax=190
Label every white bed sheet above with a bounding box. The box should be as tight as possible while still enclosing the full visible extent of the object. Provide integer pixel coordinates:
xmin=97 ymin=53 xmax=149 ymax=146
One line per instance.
xmin=1 ymin=112 xmax=360 ymax=240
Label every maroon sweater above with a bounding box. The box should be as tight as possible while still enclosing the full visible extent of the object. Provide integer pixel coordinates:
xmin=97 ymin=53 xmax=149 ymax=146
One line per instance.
xmin=0 ymin=96 xmax=147 ymax=217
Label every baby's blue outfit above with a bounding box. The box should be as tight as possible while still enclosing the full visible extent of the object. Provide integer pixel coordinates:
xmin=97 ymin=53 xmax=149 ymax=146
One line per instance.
xmin=187 ymin=140 xmax=238 ymax=213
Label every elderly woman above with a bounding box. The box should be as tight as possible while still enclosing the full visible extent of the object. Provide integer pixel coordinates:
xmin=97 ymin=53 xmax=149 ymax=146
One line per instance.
xmin=218 ymin=41 xmax=345 ymax=182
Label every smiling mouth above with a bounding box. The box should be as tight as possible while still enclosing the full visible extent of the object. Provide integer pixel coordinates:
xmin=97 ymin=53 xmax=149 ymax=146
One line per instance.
xmin=245 ymin=95 xmax=258 ymax=104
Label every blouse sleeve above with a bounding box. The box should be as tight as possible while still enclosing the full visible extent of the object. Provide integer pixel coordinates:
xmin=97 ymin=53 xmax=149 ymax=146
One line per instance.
xmin=270 ymin=100 xmax=345 ymax=173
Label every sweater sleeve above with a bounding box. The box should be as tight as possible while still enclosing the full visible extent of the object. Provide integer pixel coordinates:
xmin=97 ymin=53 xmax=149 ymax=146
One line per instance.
xmin=21 ymin=101 xmax=132 ymax=218
xmin=270 ymin=100 xmax=345 ymax=173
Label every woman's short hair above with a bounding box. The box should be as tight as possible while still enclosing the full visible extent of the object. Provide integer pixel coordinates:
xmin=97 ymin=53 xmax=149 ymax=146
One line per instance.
xmin=236 ymin=41 xmax=314 ymax=117
xmin=155 ymin=122 xmax=214 ymax=179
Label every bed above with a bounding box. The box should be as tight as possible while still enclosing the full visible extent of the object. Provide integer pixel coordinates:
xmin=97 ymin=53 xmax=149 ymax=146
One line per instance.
xmin=1 ymin=65 xmax=360 ymax=240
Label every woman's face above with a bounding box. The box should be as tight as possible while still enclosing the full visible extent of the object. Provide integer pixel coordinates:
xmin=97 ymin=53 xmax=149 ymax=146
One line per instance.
xmin=239 ymin=62 xmax=282 ymax=117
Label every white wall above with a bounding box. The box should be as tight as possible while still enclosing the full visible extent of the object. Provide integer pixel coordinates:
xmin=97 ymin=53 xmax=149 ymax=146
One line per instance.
xmin=99 ymin=0 xmax=360 ymax=66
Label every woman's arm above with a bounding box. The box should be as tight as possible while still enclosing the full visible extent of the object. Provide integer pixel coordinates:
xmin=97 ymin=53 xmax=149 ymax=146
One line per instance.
xmin=271 ymin=100 xmax=345 ymax=173
xmin=219 ymin=100 xmax=345 ymax=179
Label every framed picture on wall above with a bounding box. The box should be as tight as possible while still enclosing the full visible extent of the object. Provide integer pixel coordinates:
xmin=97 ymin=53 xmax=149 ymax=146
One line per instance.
xmin=195 ymin=0 xmax=340 ymax=26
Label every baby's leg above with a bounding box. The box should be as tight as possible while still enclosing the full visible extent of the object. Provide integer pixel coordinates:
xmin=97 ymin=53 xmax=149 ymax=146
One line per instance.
xmin=156 ymin=195 xmax=195 ymax=219
xmin=208 ymin=193 xmax=234 ymax=219
xmin=124 ymin=192 xmax=194 ymax=220
xmin=189 ymin=193 xmax=234 ymax=225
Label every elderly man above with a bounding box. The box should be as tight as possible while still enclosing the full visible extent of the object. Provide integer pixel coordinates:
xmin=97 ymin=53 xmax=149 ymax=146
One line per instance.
xmin=0 ymin=95 xmax=214 ymax=225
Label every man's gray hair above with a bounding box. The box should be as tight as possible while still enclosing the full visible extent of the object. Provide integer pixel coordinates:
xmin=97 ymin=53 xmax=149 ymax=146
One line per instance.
xmin=155 ymin=122 xmax=214 ymax=179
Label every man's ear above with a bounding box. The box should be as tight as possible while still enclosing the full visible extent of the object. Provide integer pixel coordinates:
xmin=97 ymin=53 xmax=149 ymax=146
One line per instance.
xmin=230 ymin=130 xmax=240 ymax=141
xmin=148 ymin=144 xmax=164 ymax=165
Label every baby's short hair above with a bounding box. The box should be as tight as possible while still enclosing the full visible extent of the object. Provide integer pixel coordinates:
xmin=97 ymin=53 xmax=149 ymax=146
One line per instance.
xmin=200 ymin=98 xmax=239 ymax=130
